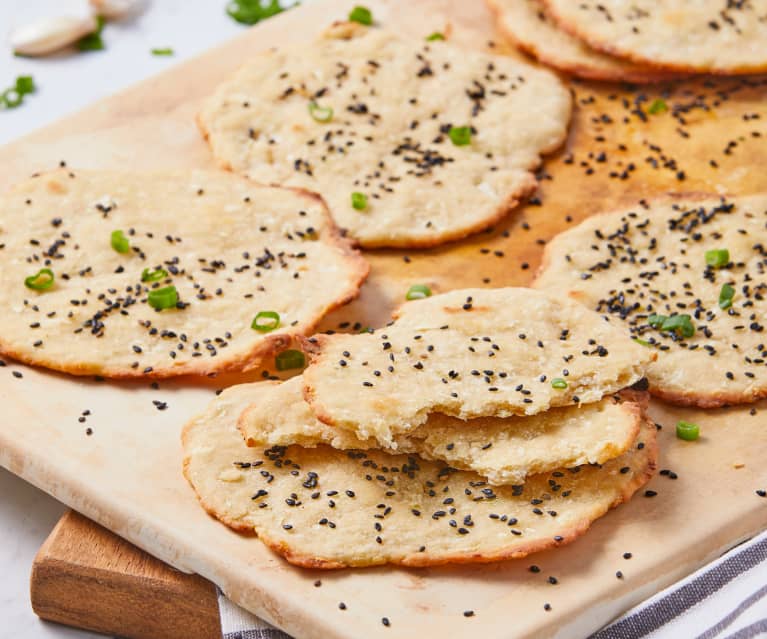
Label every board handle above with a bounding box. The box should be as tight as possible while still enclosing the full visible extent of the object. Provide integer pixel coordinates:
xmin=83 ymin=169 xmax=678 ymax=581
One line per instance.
xmin=30 ymin=510 xmax=222 ymax=639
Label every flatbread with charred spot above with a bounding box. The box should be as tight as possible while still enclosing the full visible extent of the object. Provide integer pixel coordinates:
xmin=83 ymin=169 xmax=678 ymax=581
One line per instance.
xmin=198 ymin=24 xmax=570 ymax=248
xmin=534 ymin=194 xmax=767 ymax=407
xmin=0 ymin=169 xmax=367 ymax=378
xmin=182 ymin=382 xmax=658 ymax=569
xmin=543 ymin=0 xmax=767 ymax=75
xmin=301 ymin=288 xmax=655 ymax=445
xmin=486 ymin=0 xmax=679 ymax=83
xmin=238 ymin=376 xmax=645 ymax=486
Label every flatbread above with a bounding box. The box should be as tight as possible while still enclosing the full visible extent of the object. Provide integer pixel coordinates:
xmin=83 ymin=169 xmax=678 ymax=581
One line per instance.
xmin=301 ymin=288 xmax=655 ymax=445
xmin=543 ymin=0 xmax=767 ymax=75
xmin=486 ymin=0 xmax=679 ymax=83
xmin=534 ymin=194 xmax=767 ymax=407
xmin=238 ymin=376 xmax=644 ymax=486
xmin=198 ymin=23 xmax=571 ymax=248
xmin=0 ymin=169 xmax=367 ymax=378
xmin=182 ymin=382 xmax=658 ymax=568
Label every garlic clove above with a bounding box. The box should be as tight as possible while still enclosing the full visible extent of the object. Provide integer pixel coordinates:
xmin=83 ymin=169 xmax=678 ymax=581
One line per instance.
xmin=10 ymin=15 xmax=98 ymax=57
xmin=89 ymin=0 xmax=147 ymax=20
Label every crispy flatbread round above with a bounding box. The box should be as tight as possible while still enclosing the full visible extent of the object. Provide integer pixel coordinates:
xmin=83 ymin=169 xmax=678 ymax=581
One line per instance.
xmin=534 ymin=194 xmax=767 ymax=407
xmin=198 ymin=24 xmax=571 ymax=248
xmin=182 ymin=382 xmax=658 ymax=568
xmin=543 ymin=0 xmax=767 ymax=75
xmin=239 ymin=376 xmax=644 ymax=485
xmin=0 ymin=169 xmax=367 ymax=378
xmin=301 ymin=288 xmax=655 ymax=445
xmin=486 ymin=0 xmax=678 ymax=83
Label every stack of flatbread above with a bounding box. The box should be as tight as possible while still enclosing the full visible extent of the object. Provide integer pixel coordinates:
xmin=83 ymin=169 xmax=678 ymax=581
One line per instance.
xmin=487 ymin=0 xmax=767 ymax=82
xmin=183 ymin=287 xmax=659 ymax=568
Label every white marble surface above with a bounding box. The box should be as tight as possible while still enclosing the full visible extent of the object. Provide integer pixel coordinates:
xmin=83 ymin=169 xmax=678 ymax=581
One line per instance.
xmin=0 ymin=1 xmax=274 ymax=636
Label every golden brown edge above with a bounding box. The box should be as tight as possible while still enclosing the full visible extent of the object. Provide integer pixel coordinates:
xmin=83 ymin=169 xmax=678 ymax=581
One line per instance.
xmin=540 ymin=0 xmax=767 ymax=76
xmin=531 ymin=191 xmax=767 ymax=408
xmin=484 ymin=0 xmax=683 ymax=84
xmin=194 ymin=26 xmax=573 ymax=250
xmin=0 ymin=171 xmax=370 ymax=379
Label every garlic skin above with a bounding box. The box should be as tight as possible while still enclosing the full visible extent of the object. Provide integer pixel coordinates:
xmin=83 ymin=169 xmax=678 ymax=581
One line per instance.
xmin=10 ymin=15 xmax=98 ymax=57
xmin=89 ymin=0 xmax=146 ymax=20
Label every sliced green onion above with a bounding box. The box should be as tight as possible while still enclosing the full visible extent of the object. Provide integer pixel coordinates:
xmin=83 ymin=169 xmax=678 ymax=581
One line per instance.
xmin=648 ymin=313 xmax=695 ymax=338
xmin=676 ymin=420 xmax=699 ymax=441
xmin=406 ymin=284 xmax=432 ymax=300
xmin=151 ymin=47 xmax=174 ymax=56
xmin=426 ymin=32 xmax=445 ymax=41
xmin=24 ymin=268 xmax=54 ymax=291
xmin=705 ymin=248 xmax=730 ymax=268
xmin=1 ymin=76 xmax=36 ymax=110
xmin=551 ymin=378 xmax=568 ymax=390
xmin=351 ymin=192 xmax=368 ymax=211
xmin=147 ymin=285 xmax=178 ymax=310
xmin=308 ymin=100 xmax=333 ymax=123
xmin=15 ymin=76 xmax=35 ymax=95
xmin=110 ymin=230 xmax=130 ymax=254
xmin=448 ymin=125 xmax=472 ymax=146
xmin=1 ymin=88 xmax=22 ymax=109
xmin=251 ymin=310 xmax=281 ymax=332
xmin=77 ymin=15 xmax=106 ymax=51
xmin=141 ymin=267 xmax=168 ymax=282
xmin=719 ymin=283 xmax=735 ymax=310
xmin=632 ymin=337 xmax=652 ymax=347
xmin=661 ymin=314 xmax=695 ymax=338
xmin=227 ymin=0 xmax=285 ymax=25
xmin=348 ymin=5 xmax=373 ymax=25
xmin=647 ymin=98 xmax=668 ymax=115
xmin=275 ymin=349 xmax=305 ymax=371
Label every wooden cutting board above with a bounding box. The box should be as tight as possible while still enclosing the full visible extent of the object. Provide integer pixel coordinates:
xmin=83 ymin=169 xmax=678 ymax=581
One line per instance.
xmin=2 ymin=1 xmax=767 ymax=638
xmin=31 ymin=511 xmax=221 ymax=639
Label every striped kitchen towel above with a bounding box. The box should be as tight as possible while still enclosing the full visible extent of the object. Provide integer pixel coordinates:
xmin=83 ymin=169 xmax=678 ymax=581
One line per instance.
xmin=218 ymin=530 xmax=767 ymax=639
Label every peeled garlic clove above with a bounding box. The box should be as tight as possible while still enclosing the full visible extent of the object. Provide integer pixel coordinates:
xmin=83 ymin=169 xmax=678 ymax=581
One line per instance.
xmin=10 ymin=15 xmax=98 ymax=57
xmin=89 ymin=0 xmax=146 ymax=20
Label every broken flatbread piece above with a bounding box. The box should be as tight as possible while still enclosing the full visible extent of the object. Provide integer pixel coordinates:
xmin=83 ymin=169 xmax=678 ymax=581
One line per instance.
xmin=534 ymin=194 xmax=767 ymax=407
xmin=301 ymin=287 xmax=654 ymax=445
xmin=486 ymin=0 xmax=678 ymax=83
xmin=183 ymin=382 xmax=658 ymax=568
xmin=198 ymin=24 xmax=570 ymax=248
xmin=238 ymin=376 xmax=644 ymax=485
xmin=543 ymin=0 xmax=767 ymax=75
xmin=0 ymin=169 xmax=367 ymax=378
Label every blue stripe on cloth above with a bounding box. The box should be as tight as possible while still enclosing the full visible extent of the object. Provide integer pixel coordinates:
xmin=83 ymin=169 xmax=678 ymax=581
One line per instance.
xmin=697 ymin=585 xmax=767 ymax=639
xmin=722 ymin=618 xmax=767 ymax=639
xmin=590 ymin=535 xmax=767 ymax=639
